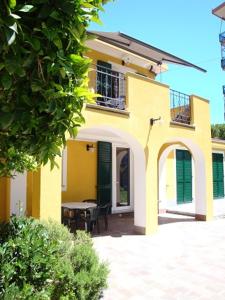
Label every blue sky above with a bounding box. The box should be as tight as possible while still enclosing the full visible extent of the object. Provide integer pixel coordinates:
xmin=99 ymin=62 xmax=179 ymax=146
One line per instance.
xmin=89 ymin=0 xmax=225 ymax=124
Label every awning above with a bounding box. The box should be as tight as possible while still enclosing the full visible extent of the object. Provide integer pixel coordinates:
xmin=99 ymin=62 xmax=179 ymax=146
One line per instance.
xmin=212 ymin=2 xmax=225 ymax=20
xmin=87 ymin=31 xmax=206 ymax=73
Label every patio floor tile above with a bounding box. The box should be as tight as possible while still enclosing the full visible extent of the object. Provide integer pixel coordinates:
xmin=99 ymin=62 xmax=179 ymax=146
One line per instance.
xmin=93 ymin=214 xmax=225 ymax=299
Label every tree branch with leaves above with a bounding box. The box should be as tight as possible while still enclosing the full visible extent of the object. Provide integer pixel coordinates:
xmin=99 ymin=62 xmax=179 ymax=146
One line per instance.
xmin=0 ymin=0 xmax=109 ymax=176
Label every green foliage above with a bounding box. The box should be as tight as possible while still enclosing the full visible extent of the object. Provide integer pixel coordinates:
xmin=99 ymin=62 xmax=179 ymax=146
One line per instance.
xmin=0 ymin=217 xmax=108 ymax=299
xmin=0 ymin=0 xmax=109 ymax=176
xmin=211 ymin=124 xmax=225 ymax=140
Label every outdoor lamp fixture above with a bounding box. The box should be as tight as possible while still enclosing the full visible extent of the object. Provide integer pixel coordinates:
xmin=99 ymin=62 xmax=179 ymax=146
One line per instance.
xmin=150 ymin=117 xmax=161 ymax=126
xmin=86 ymin=144 xmax=95 ymax=152
xmin=122 ymin=56 xmax=131 ymax=66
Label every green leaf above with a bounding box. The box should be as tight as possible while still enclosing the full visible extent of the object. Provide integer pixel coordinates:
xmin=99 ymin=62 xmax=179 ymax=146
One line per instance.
xmin=0 ymin=113 xmax=15 ymax=129
xmin=69 ymin=54 xmax=85 ymax=64
xmin=6 ymin=30 xmax=16 ymax=45
xmin=53 ymin=39 xmax=62 ymax=50
xmin=0 ymin=63 xmax=4 ymax=71
xmin=19 ymin=5 xmax=34 ymax=12
xmin=9 ymin=22 xmax=18 ymax=33
xmin=28 ymin=37 xmax=41 ymax=51
xmin=9 ymin=0 xmax=17 ymax=9
xmin=49 ymin=10 xmax=61 ymax=21
xmin=1 ymin=73 xmax=12 ymax=90
xmin=59 ymin=68 xmax=66 ymax=79
xmin=81 ymin=2 xmax=95 ymax=9
xmin=10 ymin=13 xmax=21 ymax=19
xmin=91 ymin=15 xmax=103 ymax=25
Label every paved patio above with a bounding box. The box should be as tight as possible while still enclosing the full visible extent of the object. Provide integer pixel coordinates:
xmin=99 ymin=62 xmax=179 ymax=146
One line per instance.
xmin=93 ymin=214 xmax=225 ymax=300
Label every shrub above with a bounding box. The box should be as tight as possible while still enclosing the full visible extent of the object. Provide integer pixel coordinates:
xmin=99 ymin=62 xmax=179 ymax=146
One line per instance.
xmin=0 ymin=217 xmax=108 ymax=299
xmin=211 ymin=124 xmax=225 ymax=140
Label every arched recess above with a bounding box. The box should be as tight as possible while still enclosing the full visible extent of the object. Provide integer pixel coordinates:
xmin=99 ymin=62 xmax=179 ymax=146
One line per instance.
xmin=158 ymin=137 xmax=207 ymax=217
xmin=76 ymin=125 xmax=146 ymax=230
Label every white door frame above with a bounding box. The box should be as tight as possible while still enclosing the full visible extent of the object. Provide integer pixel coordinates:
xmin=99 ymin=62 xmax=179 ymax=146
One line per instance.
xmin=10 ymin=172 xmax=27 ymax=216
xmin=112 ymin=143 xmax=134 ymax=213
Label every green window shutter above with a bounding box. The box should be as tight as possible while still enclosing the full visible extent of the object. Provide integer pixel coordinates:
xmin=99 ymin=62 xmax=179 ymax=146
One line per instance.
xmin=176 ymin=150 xmax=192 ymax=204
xmin=212 ymin=153 xmax=224 ymax=199
xmin=176 ymin=150 xmax=184 ymax=204
xmin=97 ymin=141 xmax=112 ymax=208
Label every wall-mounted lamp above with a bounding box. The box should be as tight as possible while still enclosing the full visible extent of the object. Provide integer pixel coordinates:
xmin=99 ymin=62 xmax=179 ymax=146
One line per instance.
xmin=122 ymin=56 xmax=131 ymax=66
xmin=149 ymin=65 xmax=154 ymax=72
xmin=150 ymin=117 xmax=161 ymax=126
xmin=86 ymin=144 xmax=95 ymax=152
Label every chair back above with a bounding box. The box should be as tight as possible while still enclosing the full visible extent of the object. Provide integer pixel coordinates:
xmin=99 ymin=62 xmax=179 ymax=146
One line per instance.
xmin=98 ymin=203 xmax=111 ymax=216
xmin=88 ymin=206 xmax=100 ymax=222
xmin=83 ymin=199 xmax=97 ymax=204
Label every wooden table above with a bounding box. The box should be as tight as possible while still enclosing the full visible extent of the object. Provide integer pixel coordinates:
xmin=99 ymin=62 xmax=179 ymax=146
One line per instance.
xmin=61 ymin=202 xmax=97 ymax=231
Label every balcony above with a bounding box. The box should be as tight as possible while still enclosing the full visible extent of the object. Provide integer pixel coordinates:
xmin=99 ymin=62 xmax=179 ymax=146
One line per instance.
xmin=89 ymin=64 xmax=126 ymax=110
xmin=170 ymin=89 xmax=191 ymax=125
xmin=219 ymin=31 xmax=225 ymax=45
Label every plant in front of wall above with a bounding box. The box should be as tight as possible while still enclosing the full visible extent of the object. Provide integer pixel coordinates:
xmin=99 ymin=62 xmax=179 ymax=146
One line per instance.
xmin=0 ymin=217 xmax=108 ymax=299
xmin=211 ymin=124 xmax=225 ymax=140
xmin=0 ymin=0 xmax=111 ymax=177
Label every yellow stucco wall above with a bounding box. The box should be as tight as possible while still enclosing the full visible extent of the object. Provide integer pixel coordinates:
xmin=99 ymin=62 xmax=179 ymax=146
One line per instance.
xmin=82 ymin=60 xmax=214 ymax=233
xmin=31 ymin=158 xmax=61 ymax=221
xmin=212 ymin=140 xmax=225 ymax=152
xmin=62 ymin=140 xmax=97 ymax=202
xmin=166 ymin=150 xmax=176 ymax=201
xmin=0 ymin=177 xmax=10 ymax=221
xmin=26 ymin=171 xmax=33 ymax=217
xmin=0 ymin=45 xmax=223 ymax=234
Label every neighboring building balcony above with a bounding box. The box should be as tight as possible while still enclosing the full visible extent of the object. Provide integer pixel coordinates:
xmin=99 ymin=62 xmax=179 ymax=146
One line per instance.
xmin=219 ymin=31 xmax=225 ymax=45
xmin=89 ymin=64 xmax=126 ymax=111
xmin=170 ymin=89 xmax=191 ymax=125
xmin=219 ymin=32 xmax=225 ymax=70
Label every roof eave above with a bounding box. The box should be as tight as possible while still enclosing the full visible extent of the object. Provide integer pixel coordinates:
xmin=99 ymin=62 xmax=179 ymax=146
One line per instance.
xmin=87 ymin=31 xmax=207 ymax=73
xmin=119 ymin=32 xmax=207 ymax=73
xmin=212 ymin=2 xmax=225 ymax=20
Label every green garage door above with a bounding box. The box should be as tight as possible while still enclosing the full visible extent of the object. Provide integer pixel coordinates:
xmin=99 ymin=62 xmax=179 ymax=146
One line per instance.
xmin=176 ymin=150 xmax=192 ymax=204
xmin=212 ymin=153 xmax=224 ymax=199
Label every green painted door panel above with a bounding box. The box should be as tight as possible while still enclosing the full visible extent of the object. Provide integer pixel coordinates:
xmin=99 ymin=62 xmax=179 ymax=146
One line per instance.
xmin=212 ymin=153 xmax=224 ymax=199
xmin=176 ymin=150 xmax=192 ymax=204
xmin=97 ymin=141 xmax=112 ymax=208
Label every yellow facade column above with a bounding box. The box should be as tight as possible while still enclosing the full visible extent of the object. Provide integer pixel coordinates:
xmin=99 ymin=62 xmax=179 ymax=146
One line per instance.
xmin=32 ymin=157 xmax=62 ymax=222
xmin=0 ymin=177 xmax=10 ymax=221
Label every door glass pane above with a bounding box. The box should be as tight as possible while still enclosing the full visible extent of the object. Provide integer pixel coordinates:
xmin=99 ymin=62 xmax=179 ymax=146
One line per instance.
xmin=116 ymin=148 xmax=130 ymax=207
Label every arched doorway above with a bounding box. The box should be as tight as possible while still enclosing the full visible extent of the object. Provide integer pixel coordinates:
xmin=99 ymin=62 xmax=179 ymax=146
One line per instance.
xmin=158 ymin=138 xmax=207 ymax=219
xmin=70 ymin=125 xmax=146 ymax=232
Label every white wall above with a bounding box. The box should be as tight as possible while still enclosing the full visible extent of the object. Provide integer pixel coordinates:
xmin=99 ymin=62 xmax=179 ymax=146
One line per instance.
xmin=10 ymin=172 xmax=27 ymax=216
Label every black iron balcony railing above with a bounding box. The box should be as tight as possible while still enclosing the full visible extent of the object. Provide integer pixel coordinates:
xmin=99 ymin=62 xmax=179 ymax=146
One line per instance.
xmin=90 ymin=64 xmax=126 ymax=110
xmin=170 ymin=89 xmax=191 ymax=125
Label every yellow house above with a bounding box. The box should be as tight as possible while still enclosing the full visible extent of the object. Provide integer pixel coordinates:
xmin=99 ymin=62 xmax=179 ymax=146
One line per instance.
xmin=1 ymin=31 xmax=225 ymax=235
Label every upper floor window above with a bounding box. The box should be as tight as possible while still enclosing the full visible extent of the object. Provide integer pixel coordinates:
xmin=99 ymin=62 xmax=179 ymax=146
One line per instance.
xmin=96 ymin=60 xmax=126 ymax=110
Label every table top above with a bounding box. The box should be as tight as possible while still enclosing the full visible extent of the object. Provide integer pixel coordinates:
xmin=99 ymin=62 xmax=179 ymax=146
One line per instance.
xmin=61 ymin=202 xmax=97 ymax=209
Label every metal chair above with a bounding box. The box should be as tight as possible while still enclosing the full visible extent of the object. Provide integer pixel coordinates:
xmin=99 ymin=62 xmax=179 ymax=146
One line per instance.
xmin=98 ymin=203 xmax=111 ymax=231
xmin=80 ymin=206 xmax=100 ymax=233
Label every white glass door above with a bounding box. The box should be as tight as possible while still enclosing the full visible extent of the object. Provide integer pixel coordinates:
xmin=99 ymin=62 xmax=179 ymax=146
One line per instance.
xmin=112 ymin=145 xmax=133 ymax=213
